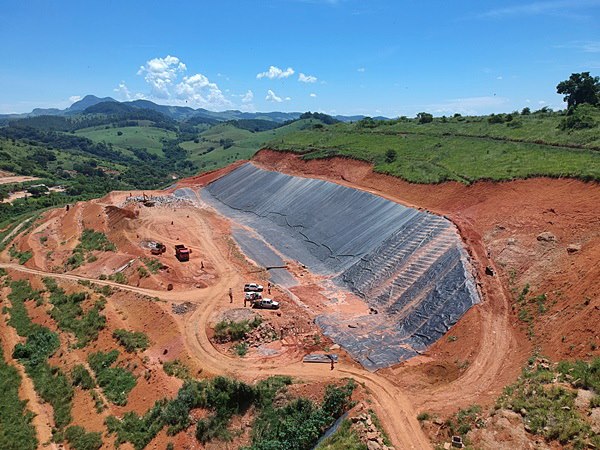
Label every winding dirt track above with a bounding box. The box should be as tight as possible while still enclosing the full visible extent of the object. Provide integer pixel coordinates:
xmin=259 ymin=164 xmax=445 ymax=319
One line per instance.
xmin=0 ymin=224 xmax=432 ymax=450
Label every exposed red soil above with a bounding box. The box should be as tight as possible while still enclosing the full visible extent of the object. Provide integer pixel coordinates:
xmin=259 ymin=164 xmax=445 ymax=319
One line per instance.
xmin=253 ymin=149 xmax=600 ymax=407
xmin=3 ymin=149 xmax=597 ymax=449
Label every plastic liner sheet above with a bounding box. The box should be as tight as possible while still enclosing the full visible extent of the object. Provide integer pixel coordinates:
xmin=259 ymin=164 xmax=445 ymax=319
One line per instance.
xmin=202 ymin=163 xmax=480 ymax=370
xmin=232 ymin=227 xmax=297 ymax=287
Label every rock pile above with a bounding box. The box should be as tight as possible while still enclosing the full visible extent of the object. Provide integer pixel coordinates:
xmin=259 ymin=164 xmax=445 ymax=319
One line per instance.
xmin=350 ymin=413 xmax=395 ymax=450
xmin=123 ymin=195 xmax=193 ymax=208
xmin=244 ymin=322 xmax=278 ymax=347
xmin=172 ymin=302 xmax=197 ymax=315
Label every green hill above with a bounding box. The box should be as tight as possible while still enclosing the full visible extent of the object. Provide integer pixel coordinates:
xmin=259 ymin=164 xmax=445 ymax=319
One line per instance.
xmin=267 ymin=108 xmax=600 ymax=183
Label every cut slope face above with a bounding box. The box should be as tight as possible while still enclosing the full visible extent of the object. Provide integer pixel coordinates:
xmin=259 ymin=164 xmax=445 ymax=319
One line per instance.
xmin=201 ymin=163 xmax=480 ymax=370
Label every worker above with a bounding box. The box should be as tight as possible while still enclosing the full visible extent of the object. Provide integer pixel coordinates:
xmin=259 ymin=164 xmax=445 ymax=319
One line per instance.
xmin=229 ymin=288 xmax=233 ymax=304
xmin=330 ymin=357 xmax=334 ymax=371
xmin=268 ymin=282 xmax=271 ymax=294
xmin=201 ymin=261 xmax=204 ymax=269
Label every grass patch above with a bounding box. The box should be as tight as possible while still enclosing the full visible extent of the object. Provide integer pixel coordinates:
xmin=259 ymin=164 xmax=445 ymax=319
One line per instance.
xmin=268 ymin=110 xmax=600 ymax=183
xmin=43 ymin=278 xmax=106 ymax=347
xmin=0 ymin=339 xmax=38 ymax=450
xmin=497 ymin=358 xmax=600 ymax=447
xmin=445 ymin=405 xmax=483 ymax=438
xmin=67 ymin=229 xmax=116 ymax=270
xmin=163 ymin=359 xmax=191 ymax=379
xmin=214 ymin=316 xmax=262 ymax=343
xmin=113 ymin=329 xmax=150 ymax=353
xmin=142 ymin=257 xmax=165 ymax=274
xmin=315 ymin=419 xmax=367 ymax=450
xmin=88 ymin=350 xmax=136 ymax=406
xmin=108 ymin=272 xmax=127 ymax=284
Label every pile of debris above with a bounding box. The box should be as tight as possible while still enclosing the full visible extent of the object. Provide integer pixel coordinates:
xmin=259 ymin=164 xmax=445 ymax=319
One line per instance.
xmin=123 ymin=195 xmax=193 ymax=208
xmin=244 ymin=322 xmax=278 ymax=347
xmin=172 ymin=302 xmax=197 ymax=315
xmin=350 ymin=413 xmax=395 ymax=450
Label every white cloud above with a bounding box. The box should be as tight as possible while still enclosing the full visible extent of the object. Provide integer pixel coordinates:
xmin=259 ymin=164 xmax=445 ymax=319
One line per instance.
xmin=242 ymin=90 xmax=254 ymax=103
xmin=265 ymin=89 xmax=283 ymax=102
xmin=132 ymin=55 xmax=231 ymax=109
xmin=496 ymin=76 xmax=503 ymax=80
xmin=310 ymin=93 xmax=317 ymax=98
xmin=478 ymin=0 xmax=600 ymax=18
xmin=257 ymin=66 xmax=295 ymax=79
xmin=357 ymin=67 xmax=366 ymax=72
xmin=285 ymin=96 xmax=291 ymax=101
xmin=69 ymin=95 xmax=82 ymax=103
xmin=137 ymin=55 xmax=187 ymax=98
xmin=299 ymin=73 xmax=318 ymax=83
xmin=113 ymin=81 xmax=132 ymax=100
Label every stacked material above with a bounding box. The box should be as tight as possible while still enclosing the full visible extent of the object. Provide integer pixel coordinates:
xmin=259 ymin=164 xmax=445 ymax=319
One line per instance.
xmin=202 ymin=163 xmax=479 ymax=370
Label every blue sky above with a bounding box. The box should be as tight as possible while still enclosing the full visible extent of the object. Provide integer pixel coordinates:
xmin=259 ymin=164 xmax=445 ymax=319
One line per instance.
xmin=1 ymin=0 xmax=599 ymax=116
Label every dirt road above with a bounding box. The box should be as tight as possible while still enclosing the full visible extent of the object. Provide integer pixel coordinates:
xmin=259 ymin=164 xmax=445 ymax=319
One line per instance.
xmin=1 ymin=249 xmax=432 ymax=450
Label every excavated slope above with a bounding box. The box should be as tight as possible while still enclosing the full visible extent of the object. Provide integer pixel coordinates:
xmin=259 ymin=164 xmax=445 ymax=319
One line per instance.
xmin=200 ymin=163 xmax=480 ymax=370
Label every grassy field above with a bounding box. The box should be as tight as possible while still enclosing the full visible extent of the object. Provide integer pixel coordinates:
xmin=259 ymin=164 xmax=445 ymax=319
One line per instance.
xmin=75 ymin=126 xmax=176 ymax=156
xmin=183 ymin=119 xmax=327 ymax=171
xmin=268 ymin=111 xmax=600 ymax=183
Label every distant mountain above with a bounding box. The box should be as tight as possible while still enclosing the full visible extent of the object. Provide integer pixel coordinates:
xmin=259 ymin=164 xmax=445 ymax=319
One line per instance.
xmin=68 ymin=95 xmax=117 ymax=112
xmin=0 ymin=94 xmax=388 ymax=124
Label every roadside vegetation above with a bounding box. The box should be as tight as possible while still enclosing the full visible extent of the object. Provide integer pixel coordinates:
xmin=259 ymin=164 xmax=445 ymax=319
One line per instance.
xmin=67 ymin=229 xmax=116 ymax=270
xmin=105 ymin=375 xmax=355 ymax=450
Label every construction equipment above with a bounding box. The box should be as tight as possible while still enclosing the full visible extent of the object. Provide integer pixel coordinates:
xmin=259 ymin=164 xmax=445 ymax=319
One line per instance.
xmin=175 ymin=244 xmax=192 ymax=262
xmin=150 ymin=242 xmax=166 ymax=255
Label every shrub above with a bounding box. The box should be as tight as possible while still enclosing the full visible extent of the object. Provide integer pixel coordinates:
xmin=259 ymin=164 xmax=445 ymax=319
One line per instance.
xmin=416 ymin=112 xmax=433 ymax=124
xmin=113 ymin=329 xmax=150 ymax=353
xmin=163 ymin=359 xmax=191 ymax=379
xmin=43 ymin=279 xmax=106 ymax=347
xmin=233 ymin=342 xmax=248 ymax=357
xmin=0 ymin=342 xmax=38 ymax=450
xmin=384 ymin=149 xmax=397 ymax=163
xmin=559 ymin=104 xmax=597 ymax=130
xmin=71 ymin=365 xmax=95 ymax=390
xmin=64 ymin=425 xmax=102 ymax=450
xmin=88 ymin=350 xmax=136 ymax=406
xmin=142 ymin=257 xmax=165 ymax=274
xmin=214 ymin=317 xmax=262 ymax=343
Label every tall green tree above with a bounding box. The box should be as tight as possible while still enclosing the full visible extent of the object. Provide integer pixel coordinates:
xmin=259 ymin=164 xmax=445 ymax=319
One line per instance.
xmin=556 ymin=72 xmax=600 ymax=110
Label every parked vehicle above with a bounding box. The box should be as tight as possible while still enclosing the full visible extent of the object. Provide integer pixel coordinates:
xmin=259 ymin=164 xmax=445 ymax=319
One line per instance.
xmin=244 ymin=283 xmax=263 ymax=292
xmin=175 ymin=244 xmax=192 ymax=262
xmin=245 ymin=291 xmax=262 ymax=301
xmin=252 ymin=298 xmax=279 ymax=310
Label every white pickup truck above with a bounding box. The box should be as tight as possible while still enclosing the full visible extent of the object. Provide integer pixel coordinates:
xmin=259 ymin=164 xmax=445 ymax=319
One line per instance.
xmin=252 ymin=298 xmax=280 ymax=310
xmin=244 ymin=283 xmax=264 ymax=292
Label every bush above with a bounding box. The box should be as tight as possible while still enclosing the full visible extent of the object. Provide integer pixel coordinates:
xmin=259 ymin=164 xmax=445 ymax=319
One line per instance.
xmin=384 ymin=149 xmax=397 ymax=163
xmin=43 ymin=279 xmax=106 ymax=347
xmin=0 ymin=342 xmax=38 ymax=450
xmin=88 ymin=350 xmax=136 ymax=406
xmin=416 ymin=112 xmax=433 ymax=124
xmin=142 ymin=257 xmax=165 ymax=274
xmin=214 ymin=317 xmax=262 ymax=343
xmin=7 ymin=280 xmax=74 ymax=430
xmin=113 ymin=329 xmax=150 ymax=353
xmin=315 ymin=419 xmax=366 ymax=450
xmin=64 ymin=425 xmax=102 ymax=450
xmin=163 ymin=359 xmax=191 ymax=379
xmin=78 ymin=229 xmax=116 ymax=252
xmin=71 ymin=365 xmax=95 ymax=390
xmin=559 ymin=104 xmax=598 ymax=130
